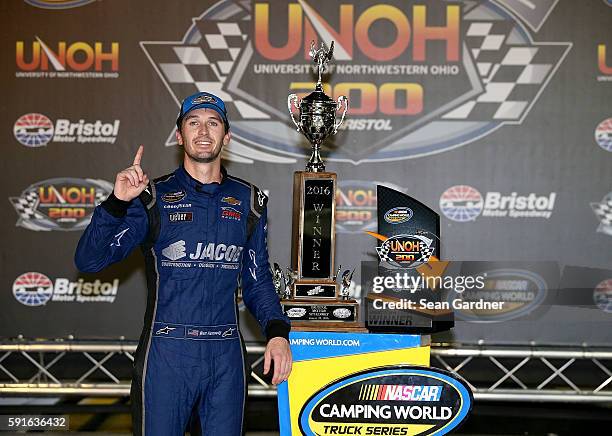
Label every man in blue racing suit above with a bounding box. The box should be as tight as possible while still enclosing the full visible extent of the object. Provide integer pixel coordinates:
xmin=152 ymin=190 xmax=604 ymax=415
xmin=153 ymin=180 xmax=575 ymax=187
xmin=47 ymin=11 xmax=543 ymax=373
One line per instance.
xmin=75 ymin=92 xmax=292 ymax=435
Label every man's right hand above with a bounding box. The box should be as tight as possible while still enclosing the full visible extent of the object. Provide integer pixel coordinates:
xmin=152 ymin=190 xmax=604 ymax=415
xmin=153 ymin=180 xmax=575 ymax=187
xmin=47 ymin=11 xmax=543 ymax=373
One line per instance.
xmin=114 ymin=145 xmax=149 ymax=201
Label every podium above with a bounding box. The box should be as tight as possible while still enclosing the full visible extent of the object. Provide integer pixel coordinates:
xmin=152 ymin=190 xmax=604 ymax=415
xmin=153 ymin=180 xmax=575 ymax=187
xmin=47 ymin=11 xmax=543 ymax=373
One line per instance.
xmin=277 ymin=331 xmax=431 ymax=435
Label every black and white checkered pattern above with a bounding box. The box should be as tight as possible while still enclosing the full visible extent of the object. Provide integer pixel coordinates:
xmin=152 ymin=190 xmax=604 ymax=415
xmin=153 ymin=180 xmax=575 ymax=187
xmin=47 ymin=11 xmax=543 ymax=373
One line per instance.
xmin=10 ymin=191 xmax=43 ymax=220
xmin=376 ymin=242 xmax=435 ymax=265
xmin=418 ymin=245 xmax=436 ymax=263
xmin=443 ymin=19 xmax=562 ymax=121
xmin=376 ymin=244 xmax=392 ymax=263
xmin=94 ymin=189 xmax=108 ymax=205
xmin=146 ymin=20 xmax=269 ymax=120
xmin=592 ymin=198 xmax=612 ymax=227
xmin=10 ymin=188 xmax=106 ymax=221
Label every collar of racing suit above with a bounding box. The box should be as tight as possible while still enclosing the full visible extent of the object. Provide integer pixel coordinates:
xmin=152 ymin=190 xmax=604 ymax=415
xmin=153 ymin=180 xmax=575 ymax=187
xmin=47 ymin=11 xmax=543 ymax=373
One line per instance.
xmin=176 ymin=165 xmax=228 ymax=196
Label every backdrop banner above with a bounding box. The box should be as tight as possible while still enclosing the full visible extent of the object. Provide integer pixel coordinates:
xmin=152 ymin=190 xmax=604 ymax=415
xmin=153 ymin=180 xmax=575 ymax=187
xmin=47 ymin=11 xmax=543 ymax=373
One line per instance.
xmin=1 ymin=0 xmax=610 ymax=344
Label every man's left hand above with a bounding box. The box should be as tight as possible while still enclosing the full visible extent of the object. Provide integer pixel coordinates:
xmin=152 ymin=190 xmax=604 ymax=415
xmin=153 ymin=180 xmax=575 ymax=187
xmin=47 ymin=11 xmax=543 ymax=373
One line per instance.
xmin=263 ymin=337 xmax=292 ymax=385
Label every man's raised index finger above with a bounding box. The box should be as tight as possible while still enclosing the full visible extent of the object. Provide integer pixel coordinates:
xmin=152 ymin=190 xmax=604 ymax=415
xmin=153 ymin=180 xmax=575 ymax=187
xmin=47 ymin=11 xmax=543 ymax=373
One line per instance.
xmin=133 ymin=145 xmax=144 ymax=166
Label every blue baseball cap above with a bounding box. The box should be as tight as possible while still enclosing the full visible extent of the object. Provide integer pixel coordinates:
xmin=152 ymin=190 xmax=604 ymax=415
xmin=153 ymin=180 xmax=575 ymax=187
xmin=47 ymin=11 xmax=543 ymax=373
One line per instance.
xmin=176 ymin=92 xmax=230 ymax=132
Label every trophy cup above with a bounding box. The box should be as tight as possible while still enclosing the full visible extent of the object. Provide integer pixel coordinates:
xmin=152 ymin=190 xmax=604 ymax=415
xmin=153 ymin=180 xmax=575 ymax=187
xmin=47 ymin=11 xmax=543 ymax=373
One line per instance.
xmin=280 ymin=41 xmax=362 ymax=331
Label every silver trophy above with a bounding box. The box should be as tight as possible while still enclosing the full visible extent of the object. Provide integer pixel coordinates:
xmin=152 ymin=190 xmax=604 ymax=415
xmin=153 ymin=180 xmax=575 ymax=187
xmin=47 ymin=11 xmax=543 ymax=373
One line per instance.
xmin=288 ymin=41 xmax=349 ymax=172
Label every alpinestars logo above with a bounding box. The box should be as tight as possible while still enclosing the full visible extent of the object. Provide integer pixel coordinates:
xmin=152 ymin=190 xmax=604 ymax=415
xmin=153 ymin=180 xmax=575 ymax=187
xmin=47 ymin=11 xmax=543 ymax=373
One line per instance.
xmin=141 ymin=0 xmax=570 ymax=163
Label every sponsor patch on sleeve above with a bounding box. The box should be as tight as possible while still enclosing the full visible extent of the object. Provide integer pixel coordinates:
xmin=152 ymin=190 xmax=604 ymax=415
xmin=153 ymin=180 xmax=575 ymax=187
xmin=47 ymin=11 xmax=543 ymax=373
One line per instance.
xmin=168 ymin=212 xmax=193 ymax=223
xmin=221 ymin=206 xmax=242 ymax=221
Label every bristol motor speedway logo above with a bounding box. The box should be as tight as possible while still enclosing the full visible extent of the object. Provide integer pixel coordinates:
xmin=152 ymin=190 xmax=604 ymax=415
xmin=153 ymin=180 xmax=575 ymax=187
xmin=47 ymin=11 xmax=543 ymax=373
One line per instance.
xmin=440 ymin=185 xmax=556 ymax=222
xmin=13 ymin=272 xmax=119 ymax=306
xmin=14 ymin=113 xmax=120 ymax=147
xmin=10 ymin=178 xmax=113 ymax=231
xmin=141 ymin=0 xmax=570 ymax=163
xmin=594 ymin=279 xmax=612 ymax=313
xmin=595 ymin=118 xmax=612 ymax=152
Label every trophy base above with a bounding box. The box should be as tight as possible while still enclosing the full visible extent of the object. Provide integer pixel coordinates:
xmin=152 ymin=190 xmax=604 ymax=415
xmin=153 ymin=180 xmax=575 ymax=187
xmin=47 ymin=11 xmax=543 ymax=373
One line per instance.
xmin=291 ymin=321 xmax=367 ymax=332
xmin=292 ymin=280 xmax=338 ymax=299
xmin=282 ymin=299 xmax=360 ymax=327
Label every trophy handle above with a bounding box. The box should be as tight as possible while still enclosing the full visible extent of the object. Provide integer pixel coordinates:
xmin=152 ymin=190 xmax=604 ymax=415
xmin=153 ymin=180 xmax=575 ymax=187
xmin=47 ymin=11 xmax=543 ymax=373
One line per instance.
xmin=287 ymin=94 xmax=301 ymax=132
xmin=333 ymin=95 xmax=349 ymax=134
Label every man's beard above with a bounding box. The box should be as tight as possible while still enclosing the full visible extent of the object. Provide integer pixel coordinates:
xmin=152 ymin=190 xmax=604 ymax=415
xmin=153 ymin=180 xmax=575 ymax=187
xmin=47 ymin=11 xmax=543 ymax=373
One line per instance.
xmin=184 ymin=141 xmax=223 ymax=163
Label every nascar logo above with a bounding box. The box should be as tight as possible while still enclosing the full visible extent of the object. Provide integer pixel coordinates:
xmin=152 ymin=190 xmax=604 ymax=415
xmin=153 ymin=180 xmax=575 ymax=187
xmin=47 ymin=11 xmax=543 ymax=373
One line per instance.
xmin=359 ymin=384 xmax=442 ymax=402
xmin=384 ymin=206 xmax=413 ymax=224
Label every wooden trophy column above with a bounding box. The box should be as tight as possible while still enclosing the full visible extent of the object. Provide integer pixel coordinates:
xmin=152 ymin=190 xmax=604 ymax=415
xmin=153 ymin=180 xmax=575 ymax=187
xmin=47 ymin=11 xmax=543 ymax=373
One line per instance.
xmin=281 ymin=171 xmax=363 ymax=331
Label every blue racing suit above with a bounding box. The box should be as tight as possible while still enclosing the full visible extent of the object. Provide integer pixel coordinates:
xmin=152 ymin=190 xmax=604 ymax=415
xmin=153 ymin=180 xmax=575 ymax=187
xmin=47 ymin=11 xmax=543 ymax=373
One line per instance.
xmin=75 ymin=165 xmax=290 ymax=436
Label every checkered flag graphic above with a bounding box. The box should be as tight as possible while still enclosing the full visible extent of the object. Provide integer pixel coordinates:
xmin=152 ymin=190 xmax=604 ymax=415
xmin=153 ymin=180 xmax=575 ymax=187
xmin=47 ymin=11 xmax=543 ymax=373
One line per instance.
xmin=592 ymin=198 xmax=612 ymax=229
xmin=376 ymin=244 xmax=392 ymax=263
xmin=418 ymin=245 xmax=436 ymax=263
xmin=443 ymin=19 xmax=567 ymax=121
xmin=144 ymin=20 xmax=269 ymax=121
xmin=10 ymin=190 xmax=43 ymax=220
xmin=95 ymin=189 xmax=108 ymax=205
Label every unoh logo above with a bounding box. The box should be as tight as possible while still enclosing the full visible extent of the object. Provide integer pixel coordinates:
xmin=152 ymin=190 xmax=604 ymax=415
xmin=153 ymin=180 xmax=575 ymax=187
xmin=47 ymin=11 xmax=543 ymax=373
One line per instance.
xmin=453 ymin=269 xmax=548 ymax=322
xmin=9 ymin=178 xmax=112 ymax=231
xmin=299 ymin=366 xmax=472 ymax=436
xmin=142 ymin=1 xmax=569 ymax=163
xmin=25 ymin=1 xmax=96 ymax=9
xmin=375 ymin=233 xmax=437 ymax=269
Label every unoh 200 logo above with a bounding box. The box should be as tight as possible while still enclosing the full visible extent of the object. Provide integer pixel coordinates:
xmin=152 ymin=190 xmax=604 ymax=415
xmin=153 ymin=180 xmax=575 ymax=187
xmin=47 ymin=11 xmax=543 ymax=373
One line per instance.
xmin=142 ymin=0 xmax=570 ymax=163
xmin=299 ymin=366 xmax=473 ymax=435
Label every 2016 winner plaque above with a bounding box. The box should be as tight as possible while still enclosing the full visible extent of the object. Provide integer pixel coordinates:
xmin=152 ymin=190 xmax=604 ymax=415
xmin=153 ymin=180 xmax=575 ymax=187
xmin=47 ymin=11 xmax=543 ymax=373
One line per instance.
xmin=276 ymin=41 xmax=362 ymax=331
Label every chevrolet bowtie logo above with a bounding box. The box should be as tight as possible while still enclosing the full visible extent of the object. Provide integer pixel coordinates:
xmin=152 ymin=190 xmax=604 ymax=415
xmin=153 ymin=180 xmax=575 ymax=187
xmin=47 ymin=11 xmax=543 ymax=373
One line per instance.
xmin=156 ymin=326 xmax=176 ymax=335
